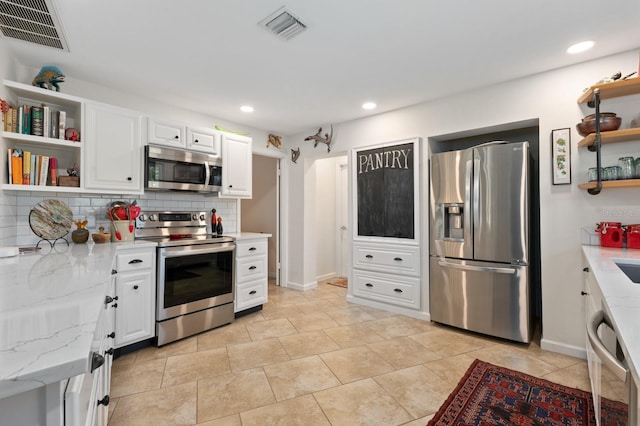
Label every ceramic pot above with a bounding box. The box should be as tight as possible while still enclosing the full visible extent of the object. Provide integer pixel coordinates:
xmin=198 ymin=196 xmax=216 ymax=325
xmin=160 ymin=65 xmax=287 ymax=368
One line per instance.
xmin=71 ymin=228 xmax=89 ymax=244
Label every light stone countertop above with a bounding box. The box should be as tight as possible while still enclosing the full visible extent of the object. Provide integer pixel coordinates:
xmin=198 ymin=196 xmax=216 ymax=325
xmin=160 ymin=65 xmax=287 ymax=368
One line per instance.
xmin=0 ymin=240 xmax=156 ymax=399
xmin=225 ymin=232 xmax=272 ymax=240
xmin=582 ymin=245 xmax=640 ymax=388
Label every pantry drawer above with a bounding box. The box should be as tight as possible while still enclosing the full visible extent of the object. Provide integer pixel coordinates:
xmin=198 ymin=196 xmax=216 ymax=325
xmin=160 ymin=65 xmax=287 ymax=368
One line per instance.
xmin=236 ymin=255 xmax=267 ymax=283
xmin=353 ymin=242 xmax=420 ymax=276
xmin=235 ymin=279 xmax=267 ymax=312
xmin=352 ymin=270 xmax=420 ymax=309
xmin=236 ymin=240 xmax=268 ymax=257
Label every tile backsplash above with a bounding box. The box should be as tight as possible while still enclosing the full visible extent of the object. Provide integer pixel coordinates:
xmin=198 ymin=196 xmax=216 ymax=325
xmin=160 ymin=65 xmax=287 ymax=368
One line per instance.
xmin=13 ymin=191 xmax=237 ymax=247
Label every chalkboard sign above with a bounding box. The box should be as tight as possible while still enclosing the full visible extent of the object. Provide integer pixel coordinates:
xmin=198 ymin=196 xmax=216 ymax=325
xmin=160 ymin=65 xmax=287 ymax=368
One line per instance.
xmin=356 ymin=142 xmax=414 ymax=239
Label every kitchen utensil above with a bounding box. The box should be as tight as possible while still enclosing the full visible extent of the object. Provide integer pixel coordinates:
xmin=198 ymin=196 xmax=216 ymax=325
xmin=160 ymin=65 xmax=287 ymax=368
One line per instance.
xmin=28 ymin=199 xmax=73 ymax=240
xmin=576 ymin=113 xmax=622 ymax=137
xmin=92 ymin=227 xmax=111 ymax=243
xmin=596 ymin=222 xmax=623 ymax=248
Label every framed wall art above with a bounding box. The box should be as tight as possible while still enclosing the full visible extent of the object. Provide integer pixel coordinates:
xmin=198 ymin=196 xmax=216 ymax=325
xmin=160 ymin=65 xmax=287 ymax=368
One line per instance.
xmin=551 ymin=128 xmax=571 ymax=185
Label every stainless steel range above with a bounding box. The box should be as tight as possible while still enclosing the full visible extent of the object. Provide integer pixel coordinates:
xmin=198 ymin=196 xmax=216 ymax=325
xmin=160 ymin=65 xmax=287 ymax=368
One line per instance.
xmin=135 ymin=211 xmax=235 ymax=346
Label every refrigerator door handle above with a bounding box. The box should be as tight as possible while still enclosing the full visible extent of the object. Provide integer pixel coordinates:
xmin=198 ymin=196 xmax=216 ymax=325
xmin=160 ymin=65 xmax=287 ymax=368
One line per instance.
xmin=438 ymin=260 xmax=516 ymax=275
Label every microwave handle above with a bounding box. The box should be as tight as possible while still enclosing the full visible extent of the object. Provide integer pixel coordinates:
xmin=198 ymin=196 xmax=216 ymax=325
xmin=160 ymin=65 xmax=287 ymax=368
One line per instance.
xmin=587 ymin=309 xmax=628 ymax=382
xmin=204 ymin=161 xmax=212 ymax=190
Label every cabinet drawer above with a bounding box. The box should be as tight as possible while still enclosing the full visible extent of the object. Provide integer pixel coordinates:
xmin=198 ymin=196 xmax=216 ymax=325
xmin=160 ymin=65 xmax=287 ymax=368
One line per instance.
xmin=353 ymin=242 xmax=420 ymax=276
xmin=236 ymin=240 xmax=268 ymax=257
xmin=117 ymin=251 xmax=154 ymax=272
xmin=236 ymin=255 xmax=267 ymax=283
xmin=352 ymin=271 xmax=420 ymax=309
xmin=146 ymin=117 xmax=185 ymax=147
xmin=235 ymin=279 xmax=267 ymax=312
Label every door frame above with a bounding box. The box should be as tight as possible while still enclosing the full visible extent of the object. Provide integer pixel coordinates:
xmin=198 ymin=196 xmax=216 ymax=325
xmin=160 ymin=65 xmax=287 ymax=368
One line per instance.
xmin=335 ymin=158 xmax=349 ymax=277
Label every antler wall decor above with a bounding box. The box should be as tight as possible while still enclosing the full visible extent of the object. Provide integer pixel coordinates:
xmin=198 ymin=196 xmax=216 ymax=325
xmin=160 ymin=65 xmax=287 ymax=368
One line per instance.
xmin=305 ymin=125 xmax=333 ymax=152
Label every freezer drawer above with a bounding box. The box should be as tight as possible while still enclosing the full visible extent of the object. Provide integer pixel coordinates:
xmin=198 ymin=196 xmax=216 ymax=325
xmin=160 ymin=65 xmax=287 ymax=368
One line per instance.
xmin=429 ymin=257 xmax=531 ymax=342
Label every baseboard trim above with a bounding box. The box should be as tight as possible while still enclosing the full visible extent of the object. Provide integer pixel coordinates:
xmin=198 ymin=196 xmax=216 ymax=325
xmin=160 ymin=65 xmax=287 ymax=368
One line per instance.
xmin=540 ymin=338 xmax=587 ymax=359
xmin=346 ymin=294 xmax=430 ymax=321
xmin=316 ymin=272 xmax=336 ymax=282
xmin=287 ymin=280 xmax=318 ymax=291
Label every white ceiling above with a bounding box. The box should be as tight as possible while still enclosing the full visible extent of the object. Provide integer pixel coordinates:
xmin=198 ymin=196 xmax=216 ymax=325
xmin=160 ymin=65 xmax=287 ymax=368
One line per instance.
xmin=3 ymin=0 xmax=640 ymax=135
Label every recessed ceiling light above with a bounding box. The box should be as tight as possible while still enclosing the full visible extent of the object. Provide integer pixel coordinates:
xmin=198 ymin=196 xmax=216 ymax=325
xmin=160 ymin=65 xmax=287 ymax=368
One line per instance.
xmin=362 ymin=102 xmax=377 ymax=110
xmin=240 ymin=105 xmax=254 ymax=113
xmin=567 ymin=40 xmax=594 ymax=54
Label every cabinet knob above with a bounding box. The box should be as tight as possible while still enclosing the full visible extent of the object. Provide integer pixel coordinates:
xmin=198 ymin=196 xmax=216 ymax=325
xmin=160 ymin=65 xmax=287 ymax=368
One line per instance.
xmin=365 ymin=283 xmax=373 ymax=287
xmin=111 ymin=303 xmax=118 ymax=308
xmin=127 ymin=177 xmax=132 ymax=181
xmin=583 ymin=267 xmax=590 ymax=272
xmin=249 ymin=247 xmax=257 ymax=251
xmin=112 ymin=269 xmax=118 ymax=275
xmin=105 ymin=348 xmax=114 ymax=356
xmin=194 ymin=139 xmax=199 ymax=143
xmin=97 ymin=395 xmax=110 ymax=406
xmin=229 ymin=185 xmax=233 ymax=188
xmin=581 ymin=291 xmax=589 ymax=296
xmin=174 ymin=135 xmax=179 ymax=139
xmin=393 ymin=257 xmax=403 ymax=262
xmin=107 ymin=332 xmax=116 ymax=338
xmin=249 ymin=266 xmax=257 ymax=270
xmin=129 ymin=259 xmax=143 ymax=264
xmin=249 ymin=290 xmax=257 ymax=295
xmin=133 ymin=285 xmax=139 ymax=290
xmin=394 ymin=288 xmax=403 ymax=293
xmin=365 ymin=254 xmax=373 ymax=259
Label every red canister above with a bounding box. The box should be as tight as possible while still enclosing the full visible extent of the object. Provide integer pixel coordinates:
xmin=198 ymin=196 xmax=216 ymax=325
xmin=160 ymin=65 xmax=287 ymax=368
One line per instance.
xmin=596 ymin=222 xmax=623 ymax=248
xmin=626 ymin=224 xmax=640 ymax=249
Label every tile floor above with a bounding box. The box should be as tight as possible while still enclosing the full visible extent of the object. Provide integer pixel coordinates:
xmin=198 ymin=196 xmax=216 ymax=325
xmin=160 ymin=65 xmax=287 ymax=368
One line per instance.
xmin=108 ymin=280 xmax=595 ymax=425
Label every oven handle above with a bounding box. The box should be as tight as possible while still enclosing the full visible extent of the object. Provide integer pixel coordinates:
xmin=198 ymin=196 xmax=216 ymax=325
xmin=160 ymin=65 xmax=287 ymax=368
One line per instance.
xmin=587 ymin=309 xmax=628 ymax=383
xmin=161 ymin=243 xmax=235 ymax=258
xmin=203 ymin=161 xmax=212 ymax=191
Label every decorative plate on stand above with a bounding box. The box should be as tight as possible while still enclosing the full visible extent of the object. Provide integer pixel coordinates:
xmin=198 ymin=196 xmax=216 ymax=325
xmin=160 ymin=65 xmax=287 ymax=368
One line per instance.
xmin=29 ymin=199 xmax=73 ymax=242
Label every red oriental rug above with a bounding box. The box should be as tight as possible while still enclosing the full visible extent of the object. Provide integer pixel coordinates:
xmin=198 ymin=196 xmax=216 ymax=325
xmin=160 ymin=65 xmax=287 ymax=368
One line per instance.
xmin=325 ymin=278 xmax=348 ymax=288
xmin=428 ymin=359 xmax=628 ymax=425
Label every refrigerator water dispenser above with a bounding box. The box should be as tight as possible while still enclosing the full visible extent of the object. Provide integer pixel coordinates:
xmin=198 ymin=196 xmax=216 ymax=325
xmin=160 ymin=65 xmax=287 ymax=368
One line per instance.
xmin=444 ymin=204 xmax=464 ymax=240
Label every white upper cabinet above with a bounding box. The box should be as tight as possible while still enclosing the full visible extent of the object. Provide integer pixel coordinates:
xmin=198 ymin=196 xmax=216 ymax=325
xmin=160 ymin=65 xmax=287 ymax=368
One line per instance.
xmin=146 ymin=117 xmax=185 ymax=148
xmin=187 ymin=126 xmax=220 ymax=155
xmin=220 ymin=133 xmax=252 ymax=198
xmin=84 ymin=102 xmax=143 ymax=193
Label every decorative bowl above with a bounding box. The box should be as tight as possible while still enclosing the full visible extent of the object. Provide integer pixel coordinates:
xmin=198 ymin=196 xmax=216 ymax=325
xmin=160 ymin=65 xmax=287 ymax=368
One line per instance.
xmin=576 ymin=112 xmax=622 ymax=136
xmin=91 ymin=227 xmax=111 ymax=244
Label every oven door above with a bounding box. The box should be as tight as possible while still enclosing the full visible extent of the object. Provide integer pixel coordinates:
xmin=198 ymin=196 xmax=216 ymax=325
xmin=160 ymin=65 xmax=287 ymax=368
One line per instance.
xmin=157 ymin=242 xmax=235 ymax=321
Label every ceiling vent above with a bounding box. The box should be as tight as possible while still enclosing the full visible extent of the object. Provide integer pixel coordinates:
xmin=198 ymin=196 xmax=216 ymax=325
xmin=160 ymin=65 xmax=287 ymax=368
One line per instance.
xmin=0 ymin=0 xmax=69 ymax=50
xmin=260 ymin=6 xmax=307 ymax=40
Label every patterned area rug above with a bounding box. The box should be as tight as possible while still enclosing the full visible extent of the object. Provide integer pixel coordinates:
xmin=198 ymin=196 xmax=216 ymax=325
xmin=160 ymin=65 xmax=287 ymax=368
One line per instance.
xmin=428 ymin=359 xmax=628 ymax=425
xmin=325 ymin=278 xmax=348 ymax=288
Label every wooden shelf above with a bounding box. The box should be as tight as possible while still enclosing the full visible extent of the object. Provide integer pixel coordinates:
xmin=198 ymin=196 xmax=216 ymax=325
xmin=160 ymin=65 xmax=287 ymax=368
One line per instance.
xmin=577 ymin=127 xmax=640 ymax=147
xmin=577 ymin=77 xmax=640 ymax=104
xmin=2 ymin=132 xmax=81 ymax=149
xmin=1 ymin=184 xmax=81 ymax=193
xmin=3 ymin=80 xmax=84 ymax=108
xmin=578 ymin=179 xmax=640 ymax=190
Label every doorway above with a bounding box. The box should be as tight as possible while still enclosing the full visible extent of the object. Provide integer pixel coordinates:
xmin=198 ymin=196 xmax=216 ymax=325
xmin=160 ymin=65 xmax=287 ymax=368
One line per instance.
xmin=336 ymin=159 xmax=349 ymax=278
xmin=241 ymin=154 xmax=281 ymax=285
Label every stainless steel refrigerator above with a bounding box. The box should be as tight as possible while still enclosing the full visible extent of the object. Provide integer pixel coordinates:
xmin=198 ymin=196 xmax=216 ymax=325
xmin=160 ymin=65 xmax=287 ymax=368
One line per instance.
xmin=429 ymin=141 xmax=531 ymax=343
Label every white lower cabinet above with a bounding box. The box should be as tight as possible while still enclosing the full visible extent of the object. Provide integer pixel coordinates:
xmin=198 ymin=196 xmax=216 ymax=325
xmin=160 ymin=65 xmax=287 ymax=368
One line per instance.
xmin=351 ymin=241 xmax=420 ymax=310
xmin=235 ymin=237 xmax=268 ymax=313
xmin=114 ymin=246 xmax=156 ymax=348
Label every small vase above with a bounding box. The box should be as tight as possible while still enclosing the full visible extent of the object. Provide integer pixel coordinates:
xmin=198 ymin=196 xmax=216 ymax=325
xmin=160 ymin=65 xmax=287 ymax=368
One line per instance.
xmin=71 ymin=228 xmax=89 ymax=244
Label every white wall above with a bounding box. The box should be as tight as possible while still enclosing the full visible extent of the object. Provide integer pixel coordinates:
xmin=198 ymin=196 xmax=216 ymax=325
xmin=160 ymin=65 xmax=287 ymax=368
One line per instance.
xmin=0 ymin=38 xmax=18 ymax=246
xmin=314 ymin=157 xmax=338 ymax=281
xmin=285 ymin=49 xmax=640 ymax=357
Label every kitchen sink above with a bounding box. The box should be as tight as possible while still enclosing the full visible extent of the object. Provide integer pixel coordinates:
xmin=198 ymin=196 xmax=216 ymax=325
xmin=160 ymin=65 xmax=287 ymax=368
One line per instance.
xmin=613 ymin=259 xmax=640 ymax=283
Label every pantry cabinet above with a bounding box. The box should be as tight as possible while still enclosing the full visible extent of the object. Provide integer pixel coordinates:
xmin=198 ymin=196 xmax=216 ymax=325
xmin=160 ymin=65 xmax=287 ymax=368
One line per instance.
xmin=114 ymin=246 xmax=156 ymax=348
xmin=220 ymin=133 xmax=252 ymax=198
xmin=84 ymin=102 xmax=143 ymax=193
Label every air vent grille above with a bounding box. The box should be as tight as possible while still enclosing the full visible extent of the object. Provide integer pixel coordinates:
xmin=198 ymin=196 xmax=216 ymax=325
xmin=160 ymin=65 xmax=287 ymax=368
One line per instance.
xmin=0 ymin=0 xmax=69 ymax=50
xmin=260 ymin=6 xmax=306 ymax=40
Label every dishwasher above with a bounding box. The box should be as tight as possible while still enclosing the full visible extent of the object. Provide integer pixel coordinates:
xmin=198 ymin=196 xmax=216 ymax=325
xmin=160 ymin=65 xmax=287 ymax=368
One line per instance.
xmin=587 ymin=307 xmax=638 ymax=425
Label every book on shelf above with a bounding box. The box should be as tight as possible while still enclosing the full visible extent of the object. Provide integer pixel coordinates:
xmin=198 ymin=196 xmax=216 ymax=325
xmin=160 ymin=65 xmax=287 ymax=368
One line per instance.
xmin=58 ymin=111 xmax=66 ymax=139
xmin=7 ymin=148 xmax=12 ymax=184
xmin=23 ymin=151 xmax=31 ymax=185
xmin=39 ymin=156 xmax=49 ymax=186
xmin=51 ymin=110 xmax=59 ymax=138
xmin=31 ymin=106 xmax=44 ymax=137
xmin=30 ymin=153 xmax=36 ymax=185
xmin=11 ymin=108 xmax=17 ymax=132
xmin=49 ymin=157 xmax=57 ymax=186
xmin=10 ymin=149 xmax=23 ymax=184
xmin=21 ymin=105 xmax=31 ymax=135
xmin=43 ymin=106 xmax=50 ymax=138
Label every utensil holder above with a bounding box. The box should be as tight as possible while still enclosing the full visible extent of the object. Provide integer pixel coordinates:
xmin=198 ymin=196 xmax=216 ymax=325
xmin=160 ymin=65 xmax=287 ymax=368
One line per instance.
xmin=111 ymin=221 xmax=134 ymax=242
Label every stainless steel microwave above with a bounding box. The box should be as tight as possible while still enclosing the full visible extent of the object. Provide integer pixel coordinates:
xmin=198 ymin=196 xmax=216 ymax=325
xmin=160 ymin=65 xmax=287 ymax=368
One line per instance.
xmin=144 ymin=145 xmax=222 ymax=193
